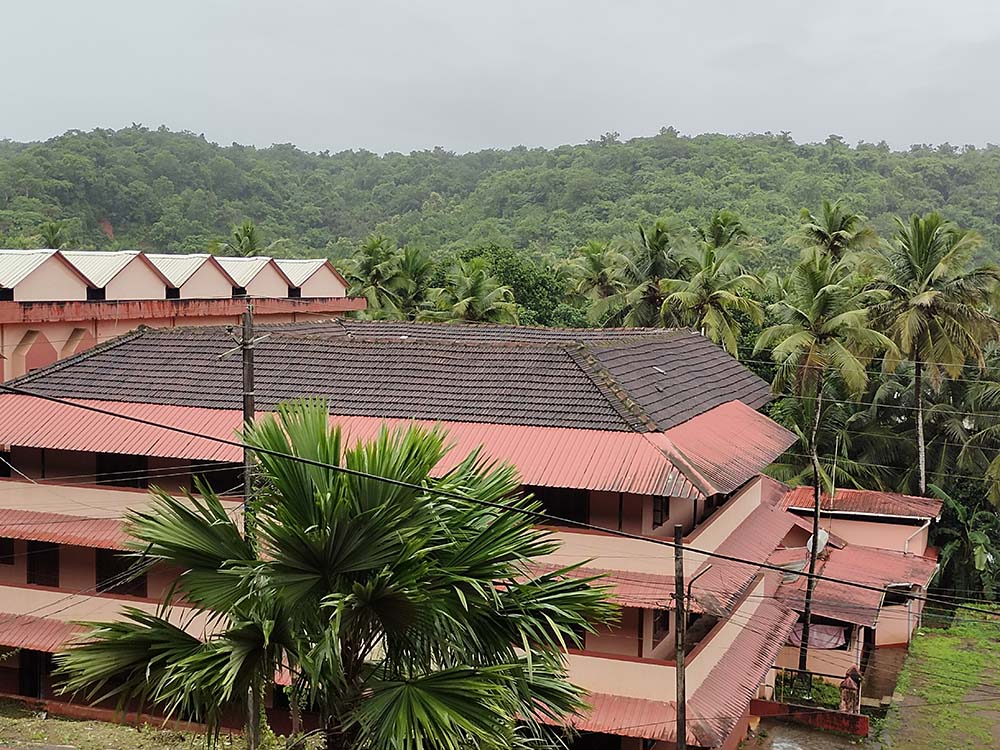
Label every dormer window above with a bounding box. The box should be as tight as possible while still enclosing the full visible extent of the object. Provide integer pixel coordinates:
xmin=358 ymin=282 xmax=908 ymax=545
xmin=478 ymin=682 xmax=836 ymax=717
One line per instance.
xmin=232 ymin=286 xmax=247 ymax=298
xmin=87 ymin=287 xmax=106 ymax=301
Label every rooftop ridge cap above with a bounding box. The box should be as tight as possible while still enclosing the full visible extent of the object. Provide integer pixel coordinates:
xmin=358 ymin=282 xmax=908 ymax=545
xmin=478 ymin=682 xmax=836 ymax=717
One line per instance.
xmin=564 ymin=343 xmax=658 ymax=432
xmin=6 ymin=326 xmax=151 ymax=388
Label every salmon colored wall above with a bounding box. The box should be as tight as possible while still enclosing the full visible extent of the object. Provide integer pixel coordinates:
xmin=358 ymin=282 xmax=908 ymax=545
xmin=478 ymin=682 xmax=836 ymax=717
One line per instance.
xmin=586 ymin=607 xmax=642 ymax=657
xmin=300 ymin=267 xmax=347 ymax=298
xmin=60 ymin=327 xmax=97 ymax=357
xmin=181 ymin=263 xmax=230 ymax=299
xmin=565 ymin=651 xmax=676 ymax=702
xmin=39 ymin=449 xmax=97 ymax=481
xmin=246 ymin=264 xmax=289 ymax=298
xmin=821 ymin=518 xmax=927 ymax=554
xmin=21 ymin=332 xmax=58 ymax=374
xmin=60 ymin=545 xmax=95 ymax=591
xmin=647 ymin=495 xmax=697 ymax=539
xmin=876 ymin=597 xmax=926 ymax=645
xmin=105 ymin=260 xmax=167 ymax=300
xmin=15 ymin=260 xmax=89 ymax=302
xmin=0 ymin=539 xmax=27 ymax=586
xmin=589 ymin=491 xmax=619 ymax=530
xmin=147 ymin=456 xmax=195 ymax=493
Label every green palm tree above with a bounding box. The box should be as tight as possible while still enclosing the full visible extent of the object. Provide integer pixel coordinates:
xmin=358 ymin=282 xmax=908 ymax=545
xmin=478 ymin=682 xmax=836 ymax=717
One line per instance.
xmin=213 ymin=220 xmax=289 ymax=257
xmin=869 ymin=213 xmax=1000 ymax=494
xmin=341 ymin=234 xmax=404 ymax=317
xmin=38 ymin=220 xmax=70 ymax=249
xmin=665 ymin=213 xmax=763 ymax=356
xmin=791 ymin=200 xmax=879 ymax=261
xmin=592 ymin=217 xmax=689 ymax=327
xmin=57 ymin=401 xmax=614 ymax=750
xmin=755 ymin=249 xmax=894 ymax=672
xmin=420 ymin=258 xmax=518 ymax=323
xmin=386 ymin=246 xmax=436 ymax=320
xmin=565 ymin=240 xmax=627 ymax=303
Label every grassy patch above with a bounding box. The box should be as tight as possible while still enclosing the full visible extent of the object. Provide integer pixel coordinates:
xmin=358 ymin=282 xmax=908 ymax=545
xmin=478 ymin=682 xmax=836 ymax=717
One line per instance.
xmin=0 ymin=700 xmax=235 ymax=750
xmin=882 ymin=607 xmax=1000 ymax=750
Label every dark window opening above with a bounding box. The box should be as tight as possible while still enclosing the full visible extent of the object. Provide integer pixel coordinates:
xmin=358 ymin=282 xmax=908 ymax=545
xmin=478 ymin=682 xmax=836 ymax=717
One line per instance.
xmin=683 ymin=613 xmax=720 ymax=655
xmin=0 ymin=537 xmax=13 ymax=564
xmin=232 ymin=286 xmax=247 ymax=297
xmin=0 ymin=451 xmax=10 ymax=478
xmin=0 ymin=288 xmax=14 ymax=302
xmin=884 ymin=584 xmax=916 ymax=607
xmin=525 ymin=485 xmax=588 ymax=525
xmin=191 ymin=461 xmax=244 ymax=496
xmin=86 ymin=287 xmax=107 ymax=301
xmin=96 ymin=453 xmax=148 ymax=488
xmin=652 ymin=496 xmax=670 ymax=528
xmin=166 ymin=287 xmax=181 ymax=299
xmin=287 ymin=286 xmax=302 ymax=298
xmin=653 ymin=608 xmax=670 ymax=644
xmin=96 ymin=549 xmax=147 ymax=597
xmin=26 ymin=542 xmax=59 ymax=587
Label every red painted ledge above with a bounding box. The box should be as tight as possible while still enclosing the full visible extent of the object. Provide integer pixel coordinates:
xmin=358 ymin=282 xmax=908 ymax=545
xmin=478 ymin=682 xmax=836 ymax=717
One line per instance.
xmin=751 ymin=698 xmax=869 ymax=737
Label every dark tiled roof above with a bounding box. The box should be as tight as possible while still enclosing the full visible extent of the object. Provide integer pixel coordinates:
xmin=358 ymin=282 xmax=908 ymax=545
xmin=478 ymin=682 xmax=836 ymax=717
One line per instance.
xmin=11 ymin=322 xmax=773 ymax=433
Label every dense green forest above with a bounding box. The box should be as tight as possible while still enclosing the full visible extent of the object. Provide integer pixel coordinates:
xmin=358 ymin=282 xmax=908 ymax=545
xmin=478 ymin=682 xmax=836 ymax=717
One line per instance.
xmin=4 ymin=125 xmax=1000 ymax=265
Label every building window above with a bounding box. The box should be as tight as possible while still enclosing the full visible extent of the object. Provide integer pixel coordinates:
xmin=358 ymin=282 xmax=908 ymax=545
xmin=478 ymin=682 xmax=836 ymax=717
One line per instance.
xmin=652 ymin=496 xmax=670 ymax=528
xmin=884 ymin=584 xmax=915 ymax=607
xmin=166 ymin=287 xmax=181 ymax=299
xmin=525 ymin=485 xmax=588 ymax=525
xmin=288 ymin=286 xmax=302 ymax=298
xmin=26 ymin=542 xmax=59 ymax=587
xmin=232 ymin=286 xmax=247 ymax=298
xmin=86 ymin=287 xmax=107 ymax=301
xmin=0 ymin=537 xmax=13 ymax=565
xmin=191 ymin=461 xmax=243 ymax=496
xmin=96 ymin=453 xmax=149 ymax=489
xmin=96 ymin=549 xmax=147 ymax=597
xmin=653 ymin=608 xmax=670 ymax=644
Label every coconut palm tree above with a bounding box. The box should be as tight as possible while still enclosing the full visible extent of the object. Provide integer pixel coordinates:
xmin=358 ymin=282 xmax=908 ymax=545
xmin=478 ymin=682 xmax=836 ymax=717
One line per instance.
xmin=213 ymin=220 xmax=289 ymax=257
xmin=565 ymin=240 xmax=627 ymax=303
xmin=57 ymin=401 xmax=614 ymax=750
xmin=420 ymin=258 xmax=518 ymax=323
xmin=665 ymin=213 xmax=763 ymax=356
xmin=591 ymin=218 xmax=689 ymax=327
xmin=386 ymin=245 xmax=436 ymax=320
xmin=755 ymin=250 xmax=895 ymax=673
xmin=38 ymin=220 xmax=70 ymax=249
xmin=868 ymin=213 xmax=1000 ymax=495
xmin=341 ymin=234 xmax=403 ymax=316
xmin=791 ymin=200 xmax=879 ymax=261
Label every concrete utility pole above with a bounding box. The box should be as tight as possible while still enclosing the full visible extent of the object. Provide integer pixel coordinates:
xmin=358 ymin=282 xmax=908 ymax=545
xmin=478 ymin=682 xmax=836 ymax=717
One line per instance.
xmin=674 ymin=524 xmax=687 ymax=750
xmin=242 ymin=301 xmax=256 ymax=538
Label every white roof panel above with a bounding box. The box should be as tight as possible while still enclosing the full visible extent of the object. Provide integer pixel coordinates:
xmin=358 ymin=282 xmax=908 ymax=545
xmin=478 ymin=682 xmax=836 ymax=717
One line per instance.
xmin=274 ymin=258 xmax=328 ymax=287
xmin=0 ymin=250 xmax=60 ymax=288
xmin=214 ymin=256 xmax=274 ymax=286
xmin=144 ymin=254 xmax=215 ymax=287
xmin=60 ymin=251 xmax=140 ymax=288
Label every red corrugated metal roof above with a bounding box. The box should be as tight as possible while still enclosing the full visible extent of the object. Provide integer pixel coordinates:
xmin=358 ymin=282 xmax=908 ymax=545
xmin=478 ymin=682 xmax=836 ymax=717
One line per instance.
xmin=567 ymin=692 xmax=676 ymax=741
xmin=0 ymin=508 xmax=129 ymax=549
xmin=688 ymin=589 xmax=799 ymax=746
xmin=0 ymin=395 xmax=699 ymax=498
xmin=524 ymin=562 xmax=677 ymax=610
xmin=775 ymin=544 xmax=940 ymax=627
xmin=659 ymin=400 xmax=797 ymax=495
xmin=0 ymin=613 xmax=84 ymax=651
xmin=780 ymin=486 xmax=943 ymax=519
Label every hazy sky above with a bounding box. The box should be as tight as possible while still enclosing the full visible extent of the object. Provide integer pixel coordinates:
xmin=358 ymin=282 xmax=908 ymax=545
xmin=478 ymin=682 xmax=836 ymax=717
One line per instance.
xmin=4 ymin=1 xmax=1000 ymax=153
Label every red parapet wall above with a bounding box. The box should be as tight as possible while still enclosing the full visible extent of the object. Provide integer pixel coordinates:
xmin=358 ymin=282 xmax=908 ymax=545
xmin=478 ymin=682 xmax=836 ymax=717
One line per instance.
xmin=750 ymin=698 xmax=869 ymax=737
xmin=0 ymin=296 xmax=365 ymax=324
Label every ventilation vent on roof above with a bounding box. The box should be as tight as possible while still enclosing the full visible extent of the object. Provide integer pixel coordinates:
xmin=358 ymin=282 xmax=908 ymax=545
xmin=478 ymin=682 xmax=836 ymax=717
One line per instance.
xmin=86 ymin=287 xmax=106 ymax=301
xmin=288 ymin=286 xmax=301 ymax=299
xmin=232 ymin=286 xmax=248 ymax=298
xmin=0 ymin=288 xmax=12 ymax=302
xmin=166 ymin=287 xmax=180 ymax=300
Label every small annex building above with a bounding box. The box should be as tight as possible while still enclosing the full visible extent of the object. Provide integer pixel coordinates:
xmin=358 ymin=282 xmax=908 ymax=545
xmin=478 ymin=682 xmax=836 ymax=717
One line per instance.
xmin=216 ymin=257 xmax=293 ymax=298
xmin=144 ymin=253 xmax=237 ymax=299
xmin=59 ymin=251 xmax=170 ymax=301
xmin=274 ymin=258 xmax=348 ymax=298
xmin=0 ymin=250 xmax=92 ymax=302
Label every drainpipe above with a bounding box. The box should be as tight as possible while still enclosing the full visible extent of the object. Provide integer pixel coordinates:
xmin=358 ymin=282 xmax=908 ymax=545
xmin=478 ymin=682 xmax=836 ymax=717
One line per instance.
xmin=903 ymin=518 xmax=931 ymax=555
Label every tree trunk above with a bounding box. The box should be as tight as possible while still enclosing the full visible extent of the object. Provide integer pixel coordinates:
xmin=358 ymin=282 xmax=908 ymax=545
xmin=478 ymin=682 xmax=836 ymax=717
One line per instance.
xmin=915 ymin=358 xmax=926 ymax=495
xmin=323 ymin=718 xmax=356 ymax=750
xmin=247 ymin=684 xmax=262 ymax=750
xmin=798 ymin=381 xmax=824 ymax=681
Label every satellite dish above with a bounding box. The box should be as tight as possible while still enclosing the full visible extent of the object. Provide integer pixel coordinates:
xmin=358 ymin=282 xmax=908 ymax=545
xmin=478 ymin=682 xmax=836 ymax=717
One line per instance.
xmin=806 ymin=528 xmax=830 ymax=555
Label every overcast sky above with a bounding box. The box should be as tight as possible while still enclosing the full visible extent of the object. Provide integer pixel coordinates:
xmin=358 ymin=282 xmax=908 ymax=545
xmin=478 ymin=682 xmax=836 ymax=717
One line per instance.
xmin=4 ymin=1 xmax=1000 ymax=153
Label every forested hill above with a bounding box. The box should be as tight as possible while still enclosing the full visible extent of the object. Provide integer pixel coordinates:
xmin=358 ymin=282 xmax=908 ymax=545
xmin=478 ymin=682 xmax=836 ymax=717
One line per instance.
xmin=3 ymin=125 xmax=1000 ymax=264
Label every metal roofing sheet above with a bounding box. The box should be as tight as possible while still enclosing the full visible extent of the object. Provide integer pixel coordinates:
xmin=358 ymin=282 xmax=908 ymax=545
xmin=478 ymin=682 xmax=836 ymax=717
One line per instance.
xmin=215 ymin=256 xmax=277 ymax=286
xmin=0 ymin=612 xmax=84 ymax=652
xmin=780 ymin=486 xmax=943 ymax=520
xmin=0 ymin=395 xmax=693 ymax=497
xmin=775 ymin=544 xmax=940 ymax=627
xmin=0 ymin=508 xmax=129 ymax=549
xmin=60 ymin=251 xmax=138 ymax=287
xmin=0 ymin=249 xmax=58 ymax=288
xmin=660 ymin=400 xmax=797 ymax=495
xmin=688 ymin=591 xmax=798 ymax=746
xmin=274 ymin=258 xmax=328 ymax=286
xmin=144 ymin=254 xmax=226 ymax=286
xmin=566 ymin=692 xmax=676 ymax=741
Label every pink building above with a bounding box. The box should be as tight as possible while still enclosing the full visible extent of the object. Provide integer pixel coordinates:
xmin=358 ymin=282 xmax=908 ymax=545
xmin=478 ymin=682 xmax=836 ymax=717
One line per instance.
xmin=0 ymin=249 xmax=360 ymax=380
xmin=0 ymin=322 xmax=940 ymax=747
